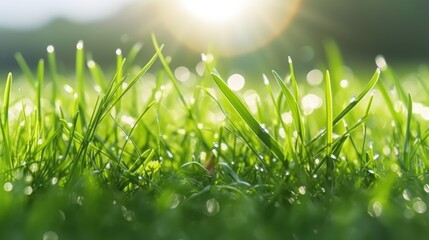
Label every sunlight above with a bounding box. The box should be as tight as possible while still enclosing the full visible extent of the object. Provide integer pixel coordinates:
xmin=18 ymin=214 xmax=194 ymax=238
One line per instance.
xmin=157 ymin=0 xmax=302 ymax=56
xmin=180 ymin=0 xmax=248 ymax=23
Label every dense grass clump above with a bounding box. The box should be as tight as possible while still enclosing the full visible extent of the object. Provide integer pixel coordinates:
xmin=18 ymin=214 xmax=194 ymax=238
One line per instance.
xmin=1 ymin=36 xmax=429 ymax=239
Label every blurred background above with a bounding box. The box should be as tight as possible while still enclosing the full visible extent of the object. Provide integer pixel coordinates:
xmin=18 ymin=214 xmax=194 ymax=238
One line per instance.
xmin=0 ymin=0 xmax=428 ymax=74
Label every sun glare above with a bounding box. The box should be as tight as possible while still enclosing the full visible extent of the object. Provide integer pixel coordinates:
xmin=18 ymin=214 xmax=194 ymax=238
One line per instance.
xmin=156 ymin=0 xmax=302 ymax=56
xmin=180 ymin=0 xmax=247 ymax=23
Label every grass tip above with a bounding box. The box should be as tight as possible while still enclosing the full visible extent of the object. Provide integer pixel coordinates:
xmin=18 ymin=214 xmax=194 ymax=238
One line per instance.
xmin=116 ymin=48 xmax=122 ymax=56
xmin=262 ymin=74 xmax=270 ymax=85
xmin=87 ymin=60 xmax=96 ymax=68
xmin=375 ymin=55 xmax=387 ymax=71
xmin=76 ymin=40 xmax=84 ymax=50
xmin=288 ymin=56 xmax=293 ymax=64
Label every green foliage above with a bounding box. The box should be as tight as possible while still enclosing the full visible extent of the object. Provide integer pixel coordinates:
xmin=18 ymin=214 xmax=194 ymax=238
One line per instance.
xmin=0 ymin=40 xmax=429 ymax=239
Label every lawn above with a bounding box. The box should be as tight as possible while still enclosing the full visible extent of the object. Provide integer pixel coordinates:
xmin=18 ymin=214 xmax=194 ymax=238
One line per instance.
xmin=1 ymin=35 xmax=429 ymax=240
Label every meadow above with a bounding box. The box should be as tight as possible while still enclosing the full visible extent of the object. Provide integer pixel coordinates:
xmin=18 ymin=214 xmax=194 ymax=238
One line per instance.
xmin=1 ymin=35 xmax=429 ymax=239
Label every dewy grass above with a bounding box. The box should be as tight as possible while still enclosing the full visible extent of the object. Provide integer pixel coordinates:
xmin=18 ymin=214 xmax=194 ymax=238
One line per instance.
xmin=1 ymin=39 xmax=429 ymax=239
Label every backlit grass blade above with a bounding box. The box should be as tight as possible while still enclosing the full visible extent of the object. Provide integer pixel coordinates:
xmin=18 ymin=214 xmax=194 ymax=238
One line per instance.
xmin=310 ymin=68 xmax=380 ymax=144
xmin=115 ymin=48 xmax=124 ymax=110
xmin=36 ymin=59 xmax=45 ymax=126
xmin=47 ymin=45 xmax=58 ymax=107
xmin=404 ymin=94 xmax=413 ymax=169
xmin=211 ymin=72 xmax=285 ymax=161
xmin=333 ymin=68 xmax=380 ymax=124
xmin=88 ymin=60 xmax=108 ymax=92
xmin=1 ymin=73 xmax=13 ymax=168
xmin=325 ymin=70 xmax=334 ymax=181
xmin=288 ymin=56 xmax=299 ymax=99
xmin=124 ymin=43 xmax=143 ymax=72
xmin=76 ymin=40 xmax=85 ymax=108
xmin=272 ymin=71 xmax=305 ymax=143
xmin=325 ymin=40 xmax=344 ymax=85
xmin=14 ymin=52 xmax=36 ymax=89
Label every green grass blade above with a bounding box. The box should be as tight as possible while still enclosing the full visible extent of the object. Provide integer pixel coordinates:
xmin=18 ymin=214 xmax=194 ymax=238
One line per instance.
xmin=325 ymin=70 xmax=334 ymax=182
xmin=76 ymin=41 xmax=85 ymax=107
xmin=325 ymin=39 xmax=344 ymax=85
xmin=124 ymin=42 xmax=143 ymax=72
xmin=404 ymin=94 xmax=413 ymax=169
xmin=333 ymin=68 xmax=380 ymax=124
xmin=211 ymin=72 xmax=285 ymax=161
xmin=14 ymin=52 xmax=36 ymax=89
xmin=36 ymin=59 xmax=45 ymax=126
xmin=87 ymin=60 xmax=108 ymax=92
xmin=272 ymin=71 xmax=305 ymax=143
xmin=1 ymin=73 xmax=13 ymax=168
xmin=288 ymin=56 xmax=299 ymax=99
xmin=47 ymin=45 xmax=58 ymax=107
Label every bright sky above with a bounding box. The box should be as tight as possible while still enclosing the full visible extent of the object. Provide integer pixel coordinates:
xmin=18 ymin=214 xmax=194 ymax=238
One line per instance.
xmin=0 ymin=0 xmax=137 ymax=29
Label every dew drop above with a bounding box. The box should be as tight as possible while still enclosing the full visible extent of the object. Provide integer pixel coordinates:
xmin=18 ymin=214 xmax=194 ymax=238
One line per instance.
xmin=169 ymin=194 xmax=181 ymax=209
xmin=403 ymin=189 xmax=411 ymax=201
xmin=76 ymin=40 xmax=84 ymax=50
xmin=3 ymin=182 xmax=13 ymax=192
xmin=43 ymin=231 xmax=59 ymax=240
xmin=298 ymin=186 xmax=306 ymax=195
xmin=206 ymin=198 xmax=220 ymax=216
xmin=47 ymin=45 xmax=55 ymax=53
xmin=24 ymin=186 xmax=33 ymax=195
xmin=413 ymin=198 xmax=427 ymax=214
xmin=424 ymin=184 xmax=429 ymax=193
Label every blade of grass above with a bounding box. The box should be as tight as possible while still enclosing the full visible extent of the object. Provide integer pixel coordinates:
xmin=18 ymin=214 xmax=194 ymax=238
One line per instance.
xmin=211 ymin=72 xmax=285 ymax=161
xmin=272 ymin=71 xmax=305 ymax=144
xmin=310 ymin=68 xmax=380 ymax=144
xmin=325 ymin=70 xmax=334 ymax=184
xmin=14 ymin=53 xmax=36 ymax=89
xmin=404 ymin=94 xmax=413 ymax=170
xmin=1 ymin=73 xmax=13 ymax=168
xmin=36 ymin=59 xmax=44 ymax=127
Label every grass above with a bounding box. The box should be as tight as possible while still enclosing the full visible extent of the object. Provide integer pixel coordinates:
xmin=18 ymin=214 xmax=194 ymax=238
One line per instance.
xmin=1 ymin=36 xmax=429 ymax=239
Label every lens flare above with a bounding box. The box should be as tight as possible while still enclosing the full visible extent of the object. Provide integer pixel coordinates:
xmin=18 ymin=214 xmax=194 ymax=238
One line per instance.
xmin=180 ymin=0 xmax=247 ymax=23
xmin=156 ymin=0 xmax=302 ymax=56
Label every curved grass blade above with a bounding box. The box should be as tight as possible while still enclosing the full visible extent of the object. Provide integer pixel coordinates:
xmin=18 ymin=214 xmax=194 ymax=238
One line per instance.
xmin=272 ymin=71 xmax=305 ymax=143
xmin=211 ymin=72 xmax=285 ymax=161
xmin=333 ymin=68 xmax=380 ymax=124
xmin=310 ymin=68 xmax=380 ymax=143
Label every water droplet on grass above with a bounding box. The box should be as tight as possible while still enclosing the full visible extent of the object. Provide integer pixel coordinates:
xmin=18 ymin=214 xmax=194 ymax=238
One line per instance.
xmin=206 ymin=198 xmax=220 ymax=216
xmin=413 ymin=198 xmax=427 ymax=214
xmin=169 ymin=194 xmax=181 ymax=209
xmin=24 ymin=186 xmax=33 ymax=195
xmin=43 ymin=231 xmax=58 ymax=240
xmin=375 ymin=55 xmax=387 ymax=71
xmin=368 ymin=201 xmax=383 ymax=217
xmin=3 ymin=182 xmax=13 ymax=192
xmin=47 ymin=45 xmax=55 ymax=53
xmin=403 ymin=189 xmax=411 ymax=201
xmin=298 ymin=186 xmax=306 ymax=195
xmin=76 ymin=40 xmax=84 ymax=50
xmin=424 ymin=184 xmax=429 ymax=193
